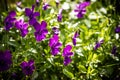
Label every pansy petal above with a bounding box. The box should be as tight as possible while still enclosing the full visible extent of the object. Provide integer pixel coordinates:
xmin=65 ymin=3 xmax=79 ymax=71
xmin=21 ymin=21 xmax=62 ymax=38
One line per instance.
xmin=53 ymin=34 xmax=59 ymax=42
xmin=74 ymin=31 xmax=79 ymax=38
xmin=57 ymin=14 xmax=62 ymax=22
xmin=15 ymin=21 xmax=21 ymax=29
xmin=49 ymin=35 xmax=59 ymax=47
xmin=94 ymin=42 xmax=100 ymax=50
xmin=9 ymin=11 xmax=16 ymax=17
xmin=28 ymin=60 xmax=34 ymax=66
xmin=20 ymin=61 xmax=28 ymax=68
xmin=4 ymin=23 xmax=13 ymax=31
xmin=32 ymin=5 xmax=35 ymax=12
xmin=33 ymin=22 xmax=41 ymax=31
xmin=55 ymin=42 xmax=62 ymax=48
xmin=63 ymin=45 xmax=72 ymax=57
xmin=49 ymin=38 xmax=55 ymax=47
xmin=81 ymin=9 xmax=86 ymax=14
xmin=40 ymin=21 xmax=47 ymax=30
xmin=29 ymin=18 xmax=37 ymax=25
xmin=72 ymin=38 xmax=76 ymax=46
xmin=51 ymin=48 xmax=60 ymax=56
xmin=25 ymin=8 xmax=32 ymax=17
xmin=43 ymin=3 xmax=50 ymax=10
xmin=33 ymin=12 xmax=40 ymax=17
xmin=83 ymin=2 xmax=90 ymax=6
xmin=64 ymin=57 xmax=72 ymax=66
xmin=100 ymin=40 xmax=104 ymax=44
xmin=74 ymin=9 xmax=79 ymax=12
xmin=34 ymin=32 xmax=45 ymax=41
xmin=10 ymin=18 xmax=16 ymax=22
xmin=42 ymin=29 xmax=48 ymax=35
xmin=67 ymin=52 xmax=73 ymax=57
xmin=30 ymin=65 xmax=35 ymax=70
xmin=52 ymin=27 xmax=59 ymax=35
xmin=21 ymin=29 xmax=28 ymax=37
xmin=77 ymin=13 xmax=83 ymax=18
xmin=4 ymin=16 xmax=9 ymax=22
xmin=49 ymin=34 xmax=58 ymax=47
xmin=4 ymin=50 xmax=12 ymax=59
xmin=64 ymin=45 xmax=72 ymax=52
xmin=23 ymin=23 xmax=28 ymax=29
xmin=34 ymin=32 xmax=40 ymax=41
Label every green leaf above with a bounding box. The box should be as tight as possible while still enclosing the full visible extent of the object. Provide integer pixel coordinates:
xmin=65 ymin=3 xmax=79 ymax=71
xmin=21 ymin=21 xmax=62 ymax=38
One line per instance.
xmin=63 ymin=68 xmax=74 ymax=79
xmin=92 ymin=54 xmax=98 ymax=62
xmin=78 ymin=64 xmax=87 ymax=73
xmin=51 ymin=75 xmax=58 ymax=80
xmin=32 ymin=71 xmax=38 ymax=80
xmin=47 ymin=0 xmax=56 ymax=7
xmin=90 ymin=69 xmax=98 ymax=76
xmin=7 ymin=41 xmax=18 ymax=47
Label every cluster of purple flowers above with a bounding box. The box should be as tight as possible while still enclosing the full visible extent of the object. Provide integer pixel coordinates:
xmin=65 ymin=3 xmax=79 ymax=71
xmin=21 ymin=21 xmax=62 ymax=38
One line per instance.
xmin=4 ymin=4 xmax=48 ymax=43
xmin=0 ymin=50 xmax=35 ymax=76
xmin=3 ymin=1 xmax=91 ymax=68
xmin=2 ymin=1 xmax=119 ymax=78
xmin=4 ymin=10 xmax=29 ymax=38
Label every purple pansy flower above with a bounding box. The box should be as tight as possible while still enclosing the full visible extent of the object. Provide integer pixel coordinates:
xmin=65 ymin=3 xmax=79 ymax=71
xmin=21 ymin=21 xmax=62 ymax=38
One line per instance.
xmin=42 ymin=3 xmax=50 ymax=10
xmin=62 ymin=45 xmax=73 ymax=66
xmin=94 ymin=40 xmax=104 ymax=50
xmin=111 ymin=46 xmax=117 ymax=55
xmin=115 ymin=26 xmax=120 ymax=33
xmin=49 ymin=34 xmax=62 ymax=56
xmin=0 ymin=50 xmax=12 ymax=72
xmin=62 ymin=45 xmax=73 ymax=57
xmin=20 ymin=59 xmax=35 ymax=76
xmin=52 ymin=27 xmax=59 ymax=35
xmin=74 ymin=1 xmax=90 ymax=18
xmin=36 ymin=0 xmax=40 ymax=6
xmin=25 ymin=5 xmax=40 ymax=25
xmin=57 ymin=9 xmax=63 ymax=22
xmin=4 ymin=11 xmax=16 ymax=31
xmin=15 ymin=19 xmax=28 ymax=37
xmin=72 ymin=31 xmax=80 ymax=46
xmin=34 ymin=21 xmax=48 ymax=42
